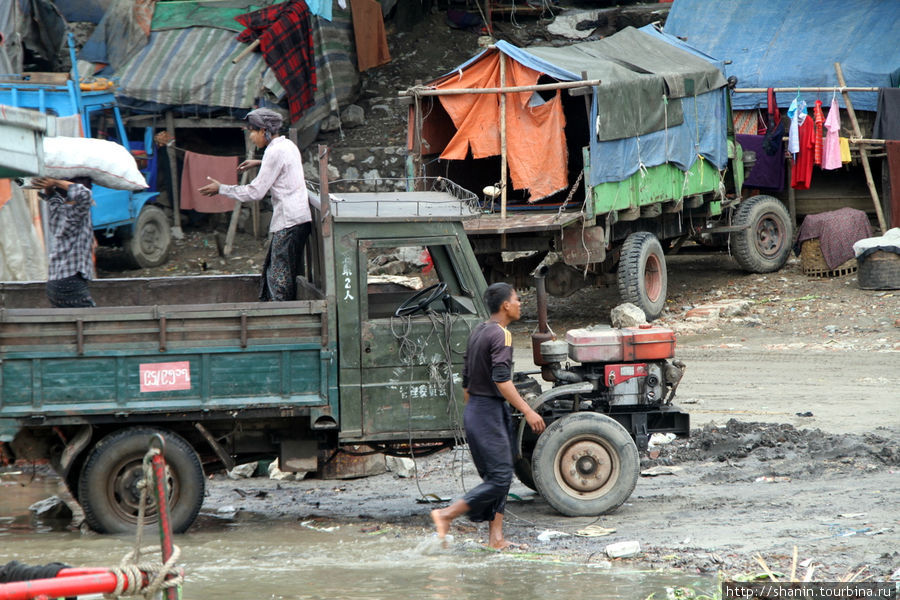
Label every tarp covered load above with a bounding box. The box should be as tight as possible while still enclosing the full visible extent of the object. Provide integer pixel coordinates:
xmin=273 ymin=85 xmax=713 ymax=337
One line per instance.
xmin=664 ymin=0 xmax=900 ymax=112
xmin=412 ymin=25 xmax=729 ymax=199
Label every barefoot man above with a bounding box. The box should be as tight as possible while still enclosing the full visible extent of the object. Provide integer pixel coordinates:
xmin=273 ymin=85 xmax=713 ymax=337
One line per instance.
xmin=431 ymin=282 xmax=546 ymax=549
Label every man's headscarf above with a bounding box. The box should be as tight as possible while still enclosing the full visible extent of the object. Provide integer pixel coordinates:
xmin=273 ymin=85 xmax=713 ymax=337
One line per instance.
xmin=246 ymin=108 xmax=283 ymax=141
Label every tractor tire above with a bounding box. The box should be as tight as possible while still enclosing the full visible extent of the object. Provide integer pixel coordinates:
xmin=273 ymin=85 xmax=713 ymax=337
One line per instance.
xmin=532 ymin=412 xmax=639 ymax=517
xmin=730 ymin=195 xmax=792 ymax=273
xmin=125 ymin=204 xmax=172 ymax=268
xmin=78 ymin=427 xmax=205 ymax=534
xmin=616 ymin=232 xmax=667 ymax=320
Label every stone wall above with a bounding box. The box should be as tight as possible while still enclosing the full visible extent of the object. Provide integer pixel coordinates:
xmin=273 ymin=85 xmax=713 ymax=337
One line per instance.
xmin=302 ymin=146 xmax=408 ymax=192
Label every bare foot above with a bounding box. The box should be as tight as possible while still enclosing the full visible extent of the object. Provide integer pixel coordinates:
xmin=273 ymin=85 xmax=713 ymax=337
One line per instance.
xmin=431 ymin=509 xmax=451 ymax=541
xmin=488 ymin=540 xmax=528 ymax=551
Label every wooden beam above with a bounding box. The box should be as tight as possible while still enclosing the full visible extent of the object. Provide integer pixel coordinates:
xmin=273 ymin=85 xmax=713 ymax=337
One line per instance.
xmin=733 ymin=86 xmax=879 ymax=93
xmin=399 ymin=78 xmax=602 ymax=97
xmin=165 ymin=111 xmax=183 ymax=239
xmin=223 ymin=133 xmax=255 ymax=256
xmin=834 ymin=62 xmax=887 ymax=233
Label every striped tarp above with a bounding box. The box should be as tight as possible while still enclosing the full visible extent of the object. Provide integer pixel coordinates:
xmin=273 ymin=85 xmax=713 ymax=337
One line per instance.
xmin=115 ymin=27 xmax=267 ymax=109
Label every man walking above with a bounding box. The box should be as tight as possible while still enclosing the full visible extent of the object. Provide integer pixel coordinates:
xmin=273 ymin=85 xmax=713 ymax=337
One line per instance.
xmin=431 ymin=282 xmax=545 ymax=549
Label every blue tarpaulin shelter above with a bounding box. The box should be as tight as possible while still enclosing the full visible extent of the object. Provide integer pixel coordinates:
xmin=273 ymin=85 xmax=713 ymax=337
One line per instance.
xmin=664 ymin=0 xmax=900 ymax=112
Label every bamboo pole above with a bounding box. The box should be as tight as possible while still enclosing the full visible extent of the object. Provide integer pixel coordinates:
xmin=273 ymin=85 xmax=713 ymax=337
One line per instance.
xmin=500 ymin=52 xmax=507 ymax=224
xmin=232 ymin=38 xmax=260 ymax=64
xmin=834 ymin=62 xmax=887 ymax=232
xmin=164 ymin=111 xmax=183 ymax=239
xmin=399 ymin=78 xmax=602 ymax=97
xmin=223 ymin=132 xmax=255 ymax=256
xmin=733 ymin=86 xmax=879 ymax=93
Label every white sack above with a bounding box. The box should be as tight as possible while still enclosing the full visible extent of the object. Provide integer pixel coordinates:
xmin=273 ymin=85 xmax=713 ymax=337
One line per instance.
xmin=42 ymin=136 xmax=148 ymax=191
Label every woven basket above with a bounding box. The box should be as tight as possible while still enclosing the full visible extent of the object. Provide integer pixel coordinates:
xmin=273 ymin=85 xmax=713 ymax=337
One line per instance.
xmin=800 ymin=239 xmax=857 ymax=278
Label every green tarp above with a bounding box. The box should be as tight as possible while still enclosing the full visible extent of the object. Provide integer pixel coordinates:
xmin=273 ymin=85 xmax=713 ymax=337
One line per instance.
xmin=151 ymin=0 xmax=285 ymax=32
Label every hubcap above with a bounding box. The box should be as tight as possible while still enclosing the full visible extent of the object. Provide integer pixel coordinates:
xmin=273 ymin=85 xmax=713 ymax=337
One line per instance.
xmin=108 ymin=459 xmax=175 ymax=524
xmin=558 ymin=439 xmax=613 ymax=493
xmin=755 ymin=214 xmax=785 ymax=258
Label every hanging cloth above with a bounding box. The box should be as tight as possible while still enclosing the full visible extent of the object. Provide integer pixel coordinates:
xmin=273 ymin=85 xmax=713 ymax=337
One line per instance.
xmin=790 ymin=115 xmax=815 ymax=190
xmin=766 ymin=88 xmax=781 ymax=130
xmin=839 ymin=137 xmax=851 ymax=163
xmin=812 ymin=100 xmax=825 ymax=167
xmin=787 ymin=97 xmax=806 ymax=156
xmin=822 ymin=98 xmax=842 ymax=170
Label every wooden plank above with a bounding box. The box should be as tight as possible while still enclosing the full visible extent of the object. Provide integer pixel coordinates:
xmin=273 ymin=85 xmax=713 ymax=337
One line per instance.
xmin=463 ymin=211 xmax=582 ymax=234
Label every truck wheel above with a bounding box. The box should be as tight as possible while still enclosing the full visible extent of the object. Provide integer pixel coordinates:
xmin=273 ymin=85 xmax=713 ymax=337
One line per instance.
xmin=78 ymin=428 xmax=205 ymax=534
xmin=730 ymin=195 xmax=792 ymax=273
xmin=125 ymin=204 xmax=172 ymax=268
xmin=616 ymin=232 xmax=667 ymax=320
xmin=532 ymin=413 xmax=639 ymax=516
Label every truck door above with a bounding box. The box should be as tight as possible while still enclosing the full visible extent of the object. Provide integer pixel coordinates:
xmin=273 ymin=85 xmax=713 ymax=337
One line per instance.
xmin=357 ymin=236 xmax=483 ymax=440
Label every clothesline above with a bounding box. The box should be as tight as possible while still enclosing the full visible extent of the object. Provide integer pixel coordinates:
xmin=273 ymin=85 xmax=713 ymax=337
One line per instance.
xmin=733 ymin=87 xmax=879 ymax=93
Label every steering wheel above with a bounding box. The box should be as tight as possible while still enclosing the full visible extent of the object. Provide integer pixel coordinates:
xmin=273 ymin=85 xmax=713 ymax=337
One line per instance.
xmin=394 ymin=282 xmax=448 ymax=317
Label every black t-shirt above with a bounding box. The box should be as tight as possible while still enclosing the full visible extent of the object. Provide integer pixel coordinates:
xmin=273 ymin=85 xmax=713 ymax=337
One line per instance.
xmin=462 ymin=320 xmax=513 ymax=398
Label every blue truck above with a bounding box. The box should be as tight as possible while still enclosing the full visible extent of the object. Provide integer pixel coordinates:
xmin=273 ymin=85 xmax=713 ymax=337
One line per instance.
xmin=0 ymin=39 xmax=171 ymax=268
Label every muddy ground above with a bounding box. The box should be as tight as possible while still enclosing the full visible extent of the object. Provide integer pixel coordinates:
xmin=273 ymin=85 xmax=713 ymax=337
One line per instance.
xmin=105 ymin=233 xmax=900 ymax=581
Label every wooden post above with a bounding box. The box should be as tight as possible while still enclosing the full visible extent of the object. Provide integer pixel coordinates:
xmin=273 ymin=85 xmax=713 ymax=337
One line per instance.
xmin=786 ymin=159 xmax=796 ymax=229
xmin=164 ymin=111 xmax=183 ymax=239
xmin=499 ymin=51 xmax=507 ymax=248
xmin=834 ymin=62 xmax=887 ymax=233
xmin=223 ymin=132 xmax=255 ymax=256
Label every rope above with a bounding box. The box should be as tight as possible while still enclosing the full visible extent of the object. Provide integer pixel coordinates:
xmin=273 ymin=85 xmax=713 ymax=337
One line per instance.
xmin=103 ymin=446 xmax=182 ymax=599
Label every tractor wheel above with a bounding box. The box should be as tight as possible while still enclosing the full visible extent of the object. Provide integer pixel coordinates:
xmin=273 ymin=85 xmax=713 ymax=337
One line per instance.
xmin=532 ymin=412 xmax=639 ymax=516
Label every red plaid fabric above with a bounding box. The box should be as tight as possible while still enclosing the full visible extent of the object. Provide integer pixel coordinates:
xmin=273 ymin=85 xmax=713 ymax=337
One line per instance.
xmin=813 ymin=100 xmax=825 ymax=167
xmin=236 ymin=0 xmax=316 ymax=122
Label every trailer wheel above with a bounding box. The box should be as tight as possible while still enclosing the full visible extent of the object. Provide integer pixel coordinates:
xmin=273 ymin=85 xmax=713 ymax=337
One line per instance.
xmin=532 ymin=413 xmax=639 ymax=516
xmin=125 ymin=204 xmax=172 ymax=268
xmin=730 ymin=195 xmax=792 ymax=273
xmin=616 ymin=232 xmax=667 ymax=320
xmin=78 ymin=428 xmax=204 ymax=534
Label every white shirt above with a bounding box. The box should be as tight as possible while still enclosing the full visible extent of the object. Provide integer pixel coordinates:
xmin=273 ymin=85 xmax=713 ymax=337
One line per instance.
xmin=218 ymin=136 xmax=319 ymax=232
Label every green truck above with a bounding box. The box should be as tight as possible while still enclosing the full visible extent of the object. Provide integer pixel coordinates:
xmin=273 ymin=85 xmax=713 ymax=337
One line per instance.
xmin=0 ymin=177 xmax=688 ymax=534
xmin=407 ymin=26 xmax=793 ymax=320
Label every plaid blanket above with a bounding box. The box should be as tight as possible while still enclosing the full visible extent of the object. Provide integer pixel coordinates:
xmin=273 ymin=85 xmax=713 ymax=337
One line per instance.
xmin=237 ymin=0 xmax=316 ymax=122
xmin=797 ymin=207 xmax=872 ymax=269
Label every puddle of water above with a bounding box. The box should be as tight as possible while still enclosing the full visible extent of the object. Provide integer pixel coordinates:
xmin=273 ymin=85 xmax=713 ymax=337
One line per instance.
xmin=1 ymin=476 xmax=714 ymax=600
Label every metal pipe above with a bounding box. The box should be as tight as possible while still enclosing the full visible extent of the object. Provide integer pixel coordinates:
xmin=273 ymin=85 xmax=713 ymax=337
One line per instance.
xmin=531 ymin=266 xmax=556 ymax=368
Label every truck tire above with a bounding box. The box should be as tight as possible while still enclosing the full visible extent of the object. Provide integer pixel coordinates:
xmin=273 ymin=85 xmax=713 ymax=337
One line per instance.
xmin=730 ymin=195 xmax=792 ymax=273
xmin=78 ymin=427 xmax=205 ymax=534
xmin=125 ymin=204 xmax=172 ymax=268
xmin=616 ymin=232 xmax=667 ymax=320
xmin=532 ymin=412 xmax=639 ymax=516
xmin=514 ymin=456 xmax=537 ymax=491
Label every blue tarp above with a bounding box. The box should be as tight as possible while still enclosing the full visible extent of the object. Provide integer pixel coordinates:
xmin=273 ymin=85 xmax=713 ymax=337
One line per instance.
xmin=664 ymin=0 xmax=900 ymax=112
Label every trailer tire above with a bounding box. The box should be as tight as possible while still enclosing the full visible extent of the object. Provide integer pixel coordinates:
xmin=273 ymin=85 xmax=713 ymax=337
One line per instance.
xmin=125 ymin=204 xmax=172 ymax=268
xmin=78 ymin=427 xmax=204 ymax=534
xmin=532 ymin=412 xmax=639 ymax=516
xmin=616 ymin=232 xmax=667 ymax=320
xmin=730 ymin=195 xmax=792 ymax=273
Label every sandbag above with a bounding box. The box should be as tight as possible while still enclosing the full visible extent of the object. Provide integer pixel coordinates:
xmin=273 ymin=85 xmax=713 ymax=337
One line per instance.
xmin=42 ymin=136 xmax=148 ymax=191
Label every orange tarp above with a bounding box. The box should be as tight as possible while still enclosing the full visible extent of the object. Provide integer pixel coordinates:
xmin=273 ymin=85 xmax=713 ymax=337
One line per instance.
xmin=431 ymin=50 xmax=568 ymax=202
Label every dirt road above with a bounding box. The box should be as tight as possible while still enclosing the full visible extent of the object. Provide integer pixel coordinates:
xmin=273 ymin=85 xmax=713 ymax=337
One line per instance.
xmin=194 ymin=245 xmax=898 ymax=582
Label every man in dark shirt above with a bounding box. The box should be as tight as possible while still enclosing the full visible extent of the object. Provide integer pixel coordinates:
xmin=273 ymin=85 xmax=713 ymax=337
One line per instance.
xmin=32 ymin=177 xmax=96 ymax=308
xmin=431 ymin=282 xmax=545 ymax=549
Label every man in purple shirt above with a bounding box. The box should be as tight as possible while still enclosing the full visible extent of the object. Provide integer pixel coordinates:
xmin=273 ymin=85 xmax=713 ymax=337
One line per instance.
xmin=199 ymin=108 xmax=319 ymax=301
xmin=431 ymin=283 xmax=545 ymax=550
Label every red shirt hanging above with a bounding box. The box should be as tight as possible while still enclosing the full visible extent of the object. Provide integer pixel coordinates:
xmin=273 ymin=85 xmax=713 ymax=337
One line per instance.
xmin=790 ymin=116 xmax=816 ymax=190
xmin=813 ymin=100 xmax=825 ymax=167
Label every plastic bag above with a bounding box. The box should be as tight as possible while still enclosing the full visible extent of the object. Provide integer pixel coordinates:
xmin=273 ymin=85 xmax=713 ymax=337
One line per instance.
xmin=42 ymin=136 xmax=148 ymax=191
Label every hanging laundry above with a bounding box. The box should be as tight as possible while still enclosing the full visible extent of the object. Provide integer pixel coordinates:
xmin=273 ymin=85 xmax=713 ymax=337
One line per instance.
xmin=766 ymin=88 xmax=781 ymax=130
xmin=180 ymin=151 xmax=239 ymax=213
xmin=351 ymin=0 xmax=391 ymax=72
xmin=873 ymin=88 xmax=900 ymax=141
xmin=305 ymin=0 xmax=332 ymax=21
xmin=787 ymin=97 xmax=807 ymax=156
xmin=839 ymin=137 xmax=851 ymax=163
xmin=737 ymin=134 xmax=784 ymax=191
xmin=236 ymin=0 xmax=317 ymax=122
xmin=790 ymin=114 xmax=815 ymax=190
xmin=812 ymin=99 xmax=824 ymax=167
xmin=822 ymin=98 xmax=842 ymax=170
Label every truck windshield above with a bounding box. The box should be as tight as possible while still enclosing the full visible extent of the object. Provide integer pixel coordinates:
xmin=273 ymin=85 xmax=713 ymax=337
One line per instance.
xmin=364 ymin=242 xmax=475 ymax=319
